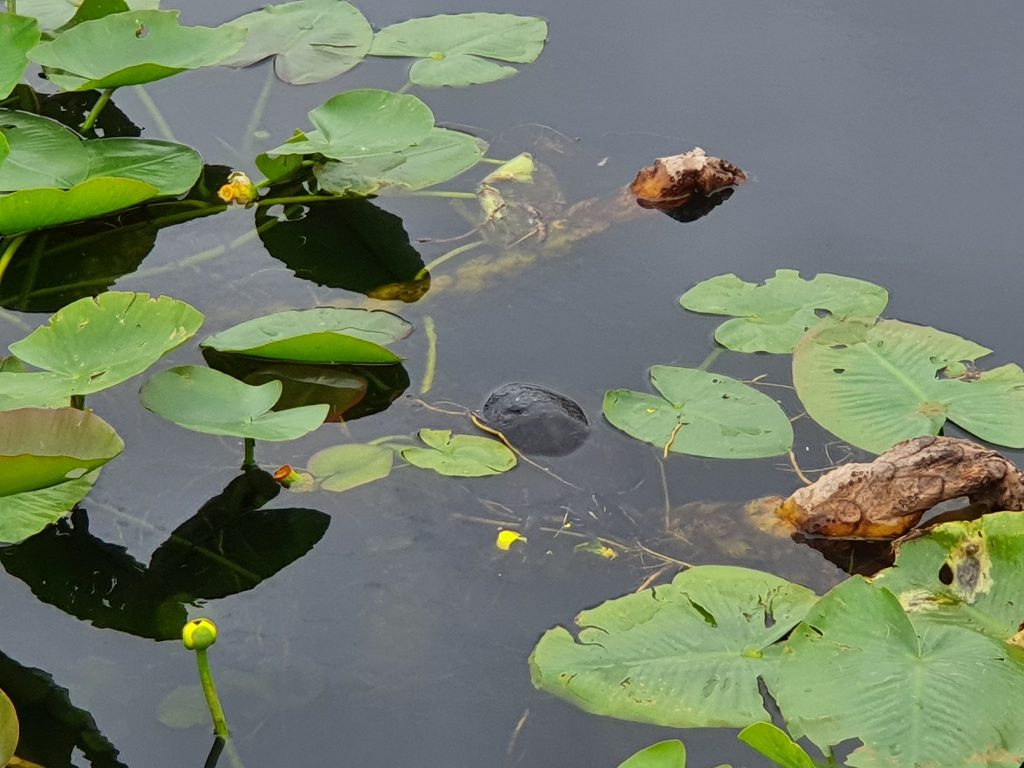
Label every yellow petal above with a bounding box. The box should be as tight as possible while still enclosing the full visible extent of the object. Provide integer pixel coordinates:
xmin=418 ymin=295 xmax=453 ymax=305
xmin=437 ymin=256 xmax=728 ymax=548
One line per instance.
xmin=496 ymin=529 xmax=526 ymax=551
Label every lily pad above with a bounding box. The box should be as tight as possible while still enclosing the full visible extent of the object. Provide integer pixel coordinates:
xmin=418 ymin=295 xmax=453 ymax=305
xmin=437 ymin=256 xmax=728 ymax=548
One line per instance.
xmin=603 ymin=366 xmax=793 ymax=459
xmin=139 ymin=365 xmax=328 ymax=440
xmin=370 ymin=13 xmax=548 ymax=87
xmin=0 ymin=371 xmax=78 ymax=411
xmin=267 ymin=89 xmax=434 ymax=161
xmin=201 ymin=308 xmax=411 ymax=365
xmin=0 ymin=469 xmax=99 ymax=544
xmin=737 ymin=723 xmax=816 ymax=768
xmin=400 ymin=428 xmax=516 ymax=477
xmin=9 ymin=291 xmax=203 ymax=395
xmin=16 ymin=0 xmax=158 ymax=31
xmin=0 ymin=177 xmax=158 ymax=235
xmin=28 ymin=10 xmax=246 ymax=91
xmin=0 ymin=14 xmax=40 ymax=100
xmin=0 ymin=408 xmax=122 ymax=496
xmin=307 ymin=443 xmax=394 ymax=492
xmin=619 ymin=741 xmax=686 ymax=768
xmin=680 ymin=269 xmax=889 ymax=353
xmin=0 ymin=109 xmax=90 ymax=190
xmin=83 ymin=138 xmax=202 ymax=196
xmin=314 ymin=127 xmax=486 ymax=196
xmin=220 ymin=0 xmax=373 ymax=85
xmin=529 ymin=566 xmax=819 ymax=727
xmin=0 ymin=687 xmax=16 ymax=765
xmin=792 ymin=318 xmax=1024 ymax=453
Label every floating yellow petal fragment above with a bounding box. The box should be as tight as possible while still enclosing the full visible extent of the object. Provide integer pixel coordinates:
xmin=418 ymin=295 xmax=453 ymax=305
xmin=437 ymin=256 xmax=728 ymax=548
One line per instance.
xmin=482 ymin=152 xmax=535 ymax=184
xmin=218 ymin=171 xmax=258 ymax=206
xmin=496 ymin=529 xmax=527 ymax=551
xmin=574 ymin=541 xmax=618 ymax=559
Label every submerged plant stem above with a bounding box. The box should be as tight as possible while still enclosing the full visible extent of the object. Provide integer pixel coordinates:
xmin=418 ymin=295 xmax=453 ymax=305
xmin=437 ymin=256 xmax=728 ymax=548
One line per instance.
xmin=697 ymin=346 xmax=723 ymax=371
xmin=255 ymin=194 xmax=338 ymax=207
xmin=420 ymin=315 xmax=437 ymax=395
xmin=400 ymin=190 xmax=478 ymax=200
xmin=0 ymin=234 xmax=28 ymax=287
xmin=80 ymin=88 xmax=115 ymax=132
xmin=133 ymin=85 xmax=177 ymax=142
xmin=416 ymin=240 xmax=486 ymax=280
xmin=242 ymin=438 xmax=256 ymax=470
xmin=195 ymin=649 xmax=230 ymax=739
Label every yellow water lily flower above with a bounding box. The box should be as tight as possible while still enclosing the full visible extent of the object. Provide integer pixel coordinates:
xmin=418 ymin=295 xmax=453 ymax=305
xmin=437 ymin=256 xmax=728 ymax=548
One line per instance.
xmin=182 ymin=617 xmax=218 ymax=651
xmin=496 ymin=529 xmax=527 ymax=551
xmin=217 ymin=171 xmax=258 ymax=206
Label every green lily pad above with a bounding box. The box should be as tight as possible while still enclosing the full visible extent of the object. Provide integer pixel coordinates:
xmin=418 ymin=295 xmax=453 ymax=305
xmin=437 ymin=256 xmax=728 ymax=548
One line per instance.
xmin=267 ymin=89 xmax=435 ymax=161
xmin=16 ymin=0 xmax=158 ymax=31
xmin=619 ymin=741 xmax=686 ymax=768
xmin=28 ymin=10 xmax=246 ymax=91
xmin=314 ymin=127 xmax=486 ymax=196
xmin=8 ymin=291 xmax=203 ymax=395
xmin=0 ymin=408 xmax=122 ymax=496
xmin=529 ymin=566 xmax=819 ymax=727
xmin=603 ymin=366 xmax=793 ymax=459
xmin=307 ymin=443 xmax=394 ymax=492
xmin=221 ymin=0 xmax=372 ymax=85
xmin=139 ymin=365 xmax=328 ymax=440
xmin=0 ymin=469 xmax=99 ymax=544
xmin=0 ymin=130 xmax=7 ymax=170
xmin=0 ymin=177 xmax=158 ymax=235
xmin=400 ymin=428 xmax=516 ymax=477
xmin=83 ymin=138 xmax=202 ymax=196
xmin=0 ymin=371 xmax=78 ymax=411
xmin=0 ymin=14 xmax=40 ymax=100
xmin=737 ymin=723 xmax=817 ymax=768
xmin=776 ymin=576 xmax=1024 ymax=768
xmin=0 ymin=109 xmax=90 ymax=191
xmin=201 ymin=308 xmax=412 ymax=365
xmin=792 ymin=318 xmax=1024 ymax=453
xmin=680 ymin=269 xmax=889 ymax=353
xmin=370 ymin=13 xmax=548 ymax=87
xmin=0 ymin=687 xmax=17 ymax=765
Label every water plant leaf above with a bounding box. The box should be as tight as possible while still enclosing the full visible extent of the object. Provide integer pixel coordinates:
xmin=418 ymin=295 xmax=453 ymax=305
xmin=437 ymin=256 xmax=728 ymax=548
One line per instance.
xmin=401 ymin=428 xmax=516 ymax=477
xmin=27 ymin=10 xmax=246 ymax=91
xmin=201 ymin=308 xmax=412 ymax=365
xmin=737 ymin=723 xmax=817 ymax=768
xmin=220 ymin=0 xmax=373 ymax=85
xmin=370 ymin=13 xmax=548 ymax=87
xmin=315 ymin=127 xmax=486 ymax=196
xmin=775 ymin=576 xmax=1024 ymax=768
xmin=619 ymin=740 xmax=686 ymax=768
xmin=306 ymin=443 xmax=394 ymax=492
xmin=83 ymin=138 xmax=202 ymax=196
xmin=792 ymin=318 xmax=1024 ymax=453
xmin=680 ymin=270 xmax=889 ymax=354
xmin=603 ymin=366 xmax=793 ymax=459
xmin=529 ymin=566 xmax=819 ymax=727
xmin=0 ymin=408 xmax=122 ymax=496
xmin=266 ymin=89 xmax=434 ymax=160
xmin=0 ymin=469 xmax=99 ymax=544
xmin=0 ymin=687 xmax=17 ymax=765
xmin=0 ymin=130 xmax=7 ymax=170
xmin=0 ymin=177 xmax=158 ymax=235
xmin=9 ymin=291 xmax=203 ymax=395
xmin=60 ymin=0 xmax=132 ymax=29
xmin=16 ymin=0 xmax=158 ymax=31
xmin=0 ymin=14 xmax=40 ymax=100
xmin=0 ymin=109 xmax=90 ymax=190
xmin=0 ymin=371 xmax=77 ymax=411
xmin=139 ymin=365 xmax=328 ymax=440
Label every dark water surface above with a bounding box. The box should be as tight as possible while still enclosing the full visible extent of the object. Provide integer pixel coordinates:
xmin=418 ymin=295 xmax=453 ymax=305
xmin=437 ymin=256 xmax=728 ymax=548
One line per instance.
xmin=2 ymin=2 xmax=1024 ymax=766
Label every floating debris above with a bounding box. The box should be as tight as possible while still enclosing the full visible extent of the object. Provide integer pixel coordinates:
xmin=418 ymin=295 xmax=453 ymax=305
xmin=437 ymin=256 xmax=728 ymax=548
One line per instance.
xmin=629 ymin=147 xmax=746 ymax=222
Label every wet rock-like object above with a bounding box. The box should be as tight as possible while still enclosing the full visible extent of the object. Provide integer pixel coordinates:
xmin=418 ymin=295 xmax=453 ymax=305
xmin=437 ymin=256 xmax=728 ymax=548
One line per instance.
xmin=481 ymin=383 xmax=589 ymax=457
xmin=629 ymin=147 xmax=746 ymax=219
xmin=776 ymin=436 xmax=1024 ymax=539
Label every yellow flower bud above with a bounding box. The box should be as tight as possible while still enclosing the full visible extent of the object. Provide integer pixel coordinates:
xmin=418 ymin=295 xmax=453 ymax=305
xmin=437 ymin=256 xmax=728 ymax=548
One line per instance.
xmin=182 ymin=618 xmax=218 ymax=651
xmin=217 ymin=171 xmax=258 ymax=206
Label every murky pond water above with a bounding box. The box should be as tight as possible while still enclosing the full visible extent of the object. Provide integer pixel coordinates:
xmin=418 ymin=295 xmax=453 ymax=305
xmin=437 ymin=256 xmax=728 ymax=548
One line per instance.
xmin=2 ymin=1 xmax=1024 ymax=766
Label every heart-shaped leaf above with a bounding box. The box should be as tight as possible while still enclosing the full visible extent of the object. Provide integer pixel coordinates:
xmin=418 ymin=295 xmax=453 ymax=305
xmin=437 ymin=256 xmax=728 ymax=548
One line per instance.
xmin=400 ymin=428 xmax=516 ymax=477
xmin=28 ymin=10 xmax=246 ymax=91
xmin=370 ymin=13 xmax=548 ymax=87
xmin=140 ymin=365 xmax=328 ymax=440
xmin=0 ymin=469 xmax=99 ymax=544
xmin=792 ymin=318 xmax=1024 ymax=453
xmin=220 ymin=0 xmax=373 ymax=85
xmin=306 ymin=443 xmax=394 ymax=492
xmin=603 ymin=366 xmax=793 ymax=459
xmin=680 ymin=269 xmax=889 ymax=353
xmin=0 ymin=14 xmax=41 ymax=100
xmin=0 ymin=408 xmax=122 ymax=496
xmin=9 ymin=292 xmax=203 ymax=395
xmin=201 ymin=308 xmax=411 ymax=365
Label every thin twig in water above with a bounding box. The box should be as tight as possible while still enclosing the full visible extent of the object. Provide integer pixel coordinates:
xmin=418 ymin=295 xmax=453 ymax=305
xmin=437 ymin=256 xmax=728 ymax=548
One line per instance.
xmin=505 ymin=708 xmax=530 ymax=759
xmin=788 ymin=450 xmax=814 ymax=486
xmin=635 ymin=563 xmax=675 ymax=592
xmin=469 ymin=412 xmax=583 ymax=491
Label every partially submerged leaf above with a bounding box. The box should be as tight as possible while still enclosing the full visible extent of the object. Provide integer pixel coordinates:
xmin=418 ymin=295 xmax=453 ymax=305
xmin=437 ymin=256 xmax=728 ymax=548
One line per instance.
xmin=0 ymin=177 xmax=158 ymax=235
xmin=618 ymin=740 xmax=686 ymax=768
xmin=603 ymin=366 xmax=793 ymax=459
xmin=370 ymin=13 xmax=548 ymax=87
xmin=220 ymin=0 xmax=373 ymax=85
xmin=0 ymin=469 xmax=99 ymax=544
xmin=737 ymin=723 xmax=817 ymax=768
xmin=401 ymin=428 xmax=516 ymax=477
xmin=680 ymin=270 xmax=889 ymax=353
xmin=0 ymin=14 xmax=41 ymax=100
xmin=306 ymin=443 xmax=393 ymax=492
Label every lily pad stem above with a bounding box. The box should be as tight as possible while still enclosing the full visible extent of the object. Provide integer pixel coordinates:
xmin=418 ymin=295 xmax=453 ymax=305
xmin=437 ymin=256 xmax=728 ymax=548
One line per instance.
xmin=400 ymin=190 xmax=478 ymax=200
xmin=242 ymin=438 xmax=256 ymax=470
xmin=416 ymin=240 xmax=485 ymax=280
xmin=195 ymin=648 xmax=230 ymax=739
xmin=255 ymin=194 xmax=338 ymax=207
xmin=697 ymin=346 xmax=723 ymax=371
xmin=80 ymin=88 xmax=115 ymax=132
xmin=0 ymin=234 xmax=27 ymax=287
xmin=133 ymin=85 xmax=177 ymax=142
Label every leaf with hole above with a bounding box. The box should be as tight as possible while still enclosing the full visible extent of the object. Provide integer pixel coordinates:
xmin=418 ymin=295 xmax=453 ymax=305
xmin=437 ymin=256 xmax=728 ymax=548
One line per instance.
xmin=220 ymin=0 xmax=372 ymax=85
xmin=201 ymin=308 xmax=411 ymax=365
xmin=27 ymin=10 xmax=246 ymax=91
xmin=680 ymin=269 xmax=889 ymax=353
xmin=140 ymin=365 xmax=328 ymax=440
xmin=401 ymin=428 xmax=516 ymax=477
xmin=0 ymin=14 xmax=40 ymax=100
xmin=603 ymin=366 xmax=793 ymax=459
xmin=307 ymin=443 xmax=394 ymax=492
xmin=792 ymin=318 xmax=1024 ymax=453
xmin=370 ymin=13 xmax=548 ymax=87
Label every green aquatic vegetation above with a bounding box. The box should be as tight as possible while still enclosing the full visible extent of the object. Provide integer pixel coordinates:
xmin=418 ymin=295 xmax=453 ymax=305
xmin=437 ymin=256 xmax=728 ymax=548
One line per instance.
xmin=181 ymin=618 xmax=230 ymax=739
xmin=306 ymin=443 xmax=394 ymax=492
xmin=680 ymin=269 xmax=889 ymax=354
xmin=401 ymin=428 xmax=517 ymax=477
xmin=738 ymin=723 xmax=820 ymax=768
xmin=201 ymin=307 xmax=412 ymax=365
xmin=370 ymin=13 xmax=549 ymax=87
xmin=619 ymin=740 xmax=687 ymax=768
xmin=0 ymin=687 xmax=16 ymax=766
xmin=0 ymin=13 xmax=38 ymax=99
xmin=15 ymin=0 xmax=157 ymax=31
xmin=603 ymin=366 xmax=794 ymax=459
